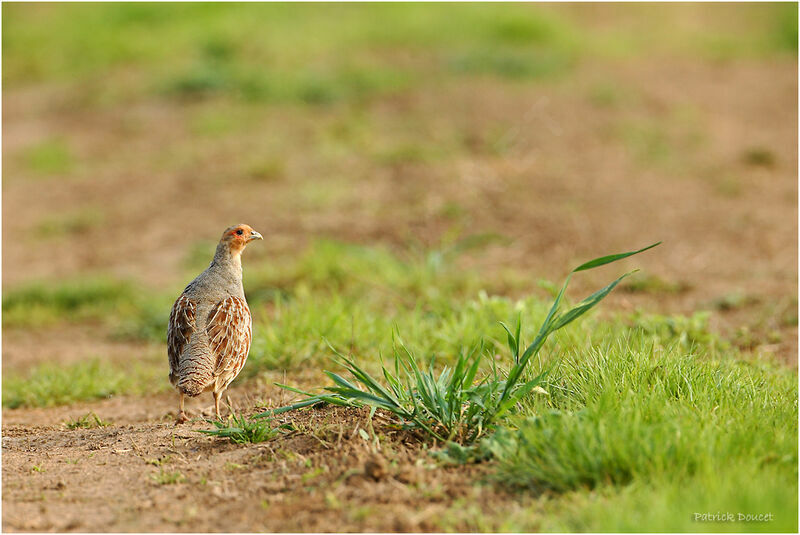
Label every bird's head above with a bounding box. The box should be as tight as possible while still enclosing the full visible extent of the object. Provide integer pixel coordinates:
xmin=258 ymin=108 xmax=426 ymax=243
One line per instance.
xmin=219 ymin=224 xmax=263 ymax=255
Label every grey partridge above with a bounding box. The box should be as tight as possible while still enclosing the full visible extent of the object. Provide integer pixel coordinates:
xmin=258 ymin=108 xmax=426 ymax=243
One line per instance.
xmin=167 ymin=224 xmax=262 ymax=422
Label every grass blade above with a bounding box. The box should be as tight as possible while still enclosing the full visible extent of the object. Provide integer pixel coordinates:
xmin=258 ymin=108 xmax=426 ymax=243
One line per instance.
xmin=572 ymin=242 xmax=661 ymax=272
xmin=550 ymin=271 xmax=636 ymax=331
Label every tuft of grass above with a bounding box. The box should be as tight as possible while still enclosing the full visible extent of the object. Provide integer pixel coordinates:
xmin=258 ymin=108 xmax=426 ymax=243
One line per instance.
xmin=150 ymin=469 xmax=186 ymax=485
xmin=145 ymin=455 xmax=173 ymax=467
xmin=64 ymin=412 xmax=111 ymax=429
xmin=2 ymin=278 xmax=137 ymax=327
xmin=2 ymin=276 xmax=172 ymax=343
xmin=2 ymin=359 xmax=165 ymax=409
xmin=21 ymin=137 xmax=74 ymax=176
xmin=260 ymin=242 xmax=660 ymax=443
xmin=629 ymin=310 xmax=719 ymax=351
xmin=742 ymin=146 xmax=777 ymax=168
xmin=711 ymin=291 xmax=759 ymax=311
xmin=198 ymin=412 xmax=280 ymax=444
xmin=621 ymin=272 xmax=689 ymax=295
xmin=447 ymin=48 xmax=573 ymax=80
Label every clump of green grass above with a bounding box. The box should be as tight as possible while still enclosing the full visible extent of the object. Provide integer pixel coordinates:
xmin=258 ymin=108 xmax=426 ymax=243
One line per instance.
xmin=199 ymin=412 xmax=280 ymax=444
xmin=64 ymin=412 xmax=111 ymax=429
xmin=145 ymin=455 xmax=173 ymax=467
xmin=447 ymin=48 xmax=573 ymax=80
xmin=2 ymin=359 xmax=164 ymax=409
xmin=629 ymin=310 xmax=719 ymax=351
xmin=742 ymin=146 xmax=777 ymax=168
xmin=260 ymin=243 xmax=660 ymax=443
xmin=621 ymin=272 xmax=689 ymax=295
xmin=711 ymin=291 xmax=759 ymax=311
xmin=151 ymin=469 xmax=186 ymax=485
xmin=2 ymin=276 xmax=172 ymax=343
xmin=2 ymin=278 xmax=137 ymax=327
xmin=21 ymin=137 xmax=74 ymax=175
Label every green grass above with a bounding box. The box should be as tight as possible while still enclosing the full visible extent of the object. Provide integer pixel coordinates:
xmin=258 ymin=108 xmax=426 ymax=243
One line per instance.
xmin=150 ymin=469 xmax=186 ymax=485
xmin=64 ymin=411 xmax=111 ymax=429
xmin=622 ymin=271 xmax=690 ymax=295
xmin=3 ymin=359 xmax=165 ymax=409
xmin=199 ymin=413 xmax=280 ymax=444
xmin=2 ymin=276 xmax=172 ymax=342
xmin=539 ymin=465 xmax=797 ymax=532
xmin=3 ymin=3 xmax=793 ymax=108
xmin=485 ymin=340 xmax=797 ymax=531
xmin=21 ymin=137 xmax=74 ymax=176
xmin=2 ymin=3 xmax=579 ymax=103
xmin=263 ymin=243 xmax=660 ymax=443
xmin=2 ymin=277 xmax=138 ymax=327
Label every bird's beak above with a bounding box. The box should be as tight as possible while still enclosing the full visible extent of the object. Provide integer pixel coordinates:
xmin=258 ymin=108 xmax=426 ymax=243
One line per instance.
xmin=249 ymin=230 xmax=263 ymax=242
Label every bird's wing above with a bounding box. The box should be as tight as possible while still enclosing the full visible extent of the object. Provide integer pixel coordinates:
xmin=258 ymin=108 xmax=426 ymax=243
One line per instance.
xmin=206 ymin=296 xmax=252 ymax=380
xmin=167 ymin=293 xmax=197 ymax=380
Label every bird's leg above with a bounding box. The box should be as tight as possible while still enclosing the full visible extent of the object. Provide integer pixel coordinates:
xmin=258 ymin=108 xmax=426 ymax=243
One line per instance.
xmin=176 ymin=392 xmax=188 ymax=424
xmin=213 ymin=390 xmax=223 ymax=420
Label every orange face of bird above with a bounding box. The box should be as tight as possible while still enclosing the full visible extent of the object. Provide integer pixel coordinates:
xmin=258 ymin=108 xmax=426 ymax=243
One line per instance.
xmin=221 ymin=224 xmax=263 ymax=253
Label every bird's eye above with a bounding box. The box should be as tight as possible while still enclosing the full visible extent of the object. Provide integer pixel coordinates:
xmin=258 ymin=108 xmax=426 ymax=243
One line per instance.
xmin=236 ymin=229 xmax=244 ymax=236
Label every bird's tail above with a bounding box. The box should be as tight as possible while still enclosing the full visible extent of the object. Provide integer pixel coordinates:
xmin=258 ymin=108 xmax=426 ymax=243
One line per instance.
xmin=176 ymin=348 xmax=215 ymax=397
xmin=177 ymin=378 xmax=206 ymax=397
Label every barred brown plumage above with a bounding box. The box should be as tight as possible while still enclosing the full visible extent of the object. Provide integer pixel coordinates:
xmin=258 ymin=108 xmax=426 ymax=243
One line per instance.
xmin=167 ymin=224 xmax=262 ymax=423
xmin=207 ymin=296 xmax=252 ymax=388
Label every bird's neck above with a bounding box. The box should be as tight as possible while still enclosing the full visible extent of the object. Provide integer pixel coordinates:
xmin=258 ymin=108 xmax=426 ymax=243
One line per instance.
xmin=210 ymin=243 xmax=243 ymax=277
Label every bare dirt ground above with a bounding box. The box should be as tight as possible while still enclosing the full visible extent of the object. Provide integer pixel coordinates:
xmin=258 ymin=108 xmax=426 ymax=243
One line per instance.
xmin=2 ymin=49 xmax=797 ymax=531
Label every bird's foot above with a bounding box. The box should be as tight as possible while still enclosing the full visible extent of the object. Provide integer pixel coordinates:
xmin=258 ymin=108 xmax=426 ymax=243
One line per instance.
xmin=175 ymin=411 xmax=190 ymax=425
xmin=199 ymin=406 xmax=221 ymax=420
